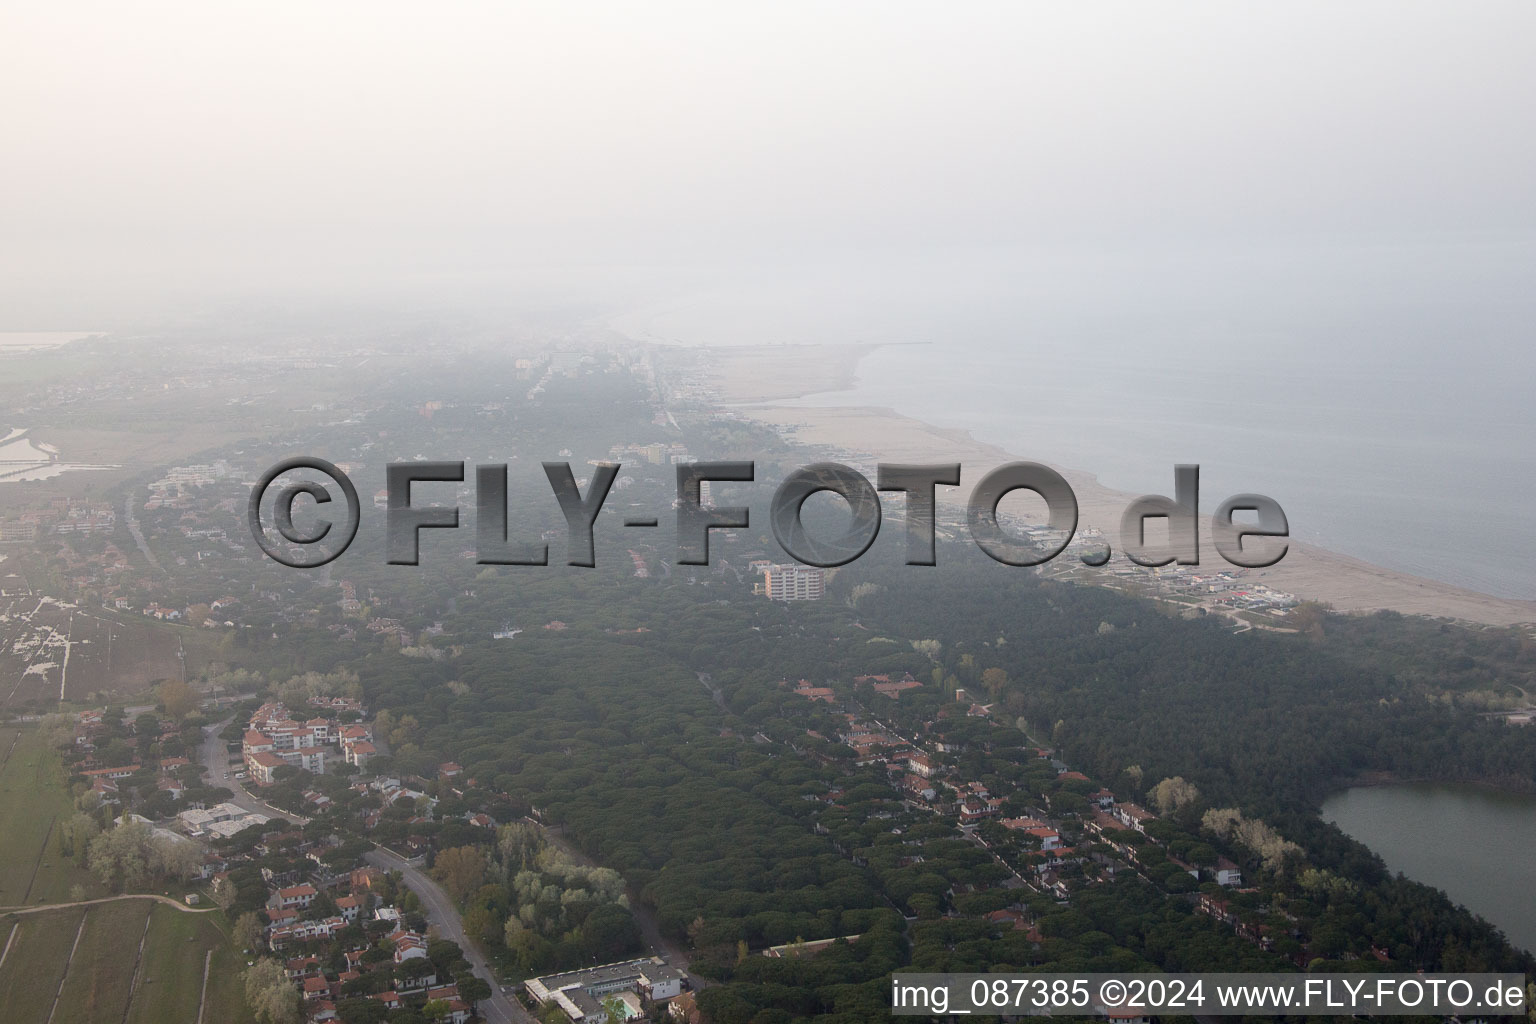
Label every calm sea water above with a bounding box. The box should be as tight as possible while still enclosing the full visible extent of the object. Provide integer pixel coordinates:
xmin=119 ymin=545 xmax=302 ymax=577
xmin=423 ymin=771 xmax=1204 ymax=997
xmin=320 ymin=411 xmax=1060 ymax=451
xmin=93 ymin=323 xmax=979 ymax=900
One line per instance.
xmin=616 ymin=240 xmax=1536 ymax=599
xmin=784 ymin=339 xmax=1536 ymax=600
xmin=1323 ymin=784 xmax=1536 ymax=954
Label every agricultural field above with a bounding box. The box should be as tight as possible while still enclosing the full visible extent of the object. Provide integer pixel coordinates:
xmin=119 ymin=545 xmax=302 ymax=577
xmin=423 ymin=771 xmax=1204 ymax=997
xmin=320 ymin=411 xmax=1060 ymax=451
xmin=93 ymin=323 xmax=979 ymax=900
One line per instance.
xmin=0 ymin=596 xmax=198 ymax=711
xmin=0 ymin=900 xmax=254 ymax=1024
xmin=0 ymin=726 xmax=99 ymax=906
xmin=0 ymin=723 xmax=256 ymax=1023
xmin=49 ymin=898 xmax=151 ymax=1023
xmin=126 ymin=902 xmax=257 ymax=1024
xmin=0 ymin=905 xmax=87 ymax=1023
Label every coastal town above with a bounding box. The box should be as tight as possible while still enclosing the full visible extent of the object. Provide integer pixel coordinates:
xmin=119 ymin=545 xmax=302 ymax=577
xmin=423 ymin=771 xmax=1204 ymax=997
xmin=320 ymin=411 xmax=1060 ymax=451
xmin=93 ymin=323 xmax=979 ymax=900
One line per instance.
xmin=40 ymin=649 xmax=1293 ymax=1024
xmin=8 ymin=5 xmax=1536 ymax=1021
xmin=0 ymin=339 xmax=1531 ymax=1024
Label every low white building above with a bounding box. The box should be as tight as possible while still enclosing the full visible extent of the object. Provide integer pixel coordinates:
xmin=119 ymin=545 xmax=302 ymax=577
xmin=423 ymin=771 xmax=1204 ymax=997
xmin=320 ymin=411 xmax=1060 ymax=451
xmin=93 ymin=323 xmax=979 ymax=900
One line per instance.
xmin=527 ymin=957 xmax=685 ymax=1023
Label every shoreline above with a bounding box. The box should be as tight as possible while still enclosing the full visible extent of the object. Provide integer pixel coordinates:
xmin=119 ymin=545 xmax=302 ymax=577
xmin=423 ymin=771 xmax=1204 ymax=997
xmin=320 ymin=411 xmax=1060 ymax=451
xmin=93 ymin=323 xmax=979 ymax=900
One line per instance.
xmin=1330 ymin=774 xmax=1536 ymax=798
xmin=685 ymin=343 xmax=1536 ymax=628
xmin=1328 ymin=767 xmax=1536 ymax=797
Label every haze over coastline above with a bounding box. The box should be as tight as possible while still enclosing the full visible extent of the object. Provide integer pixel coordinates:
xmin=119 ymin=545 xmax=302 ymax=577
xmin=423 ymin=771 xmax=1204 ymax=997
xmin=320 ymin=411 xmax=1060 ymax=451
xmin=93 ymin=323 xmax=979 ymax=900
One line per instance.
xmin=626 ymin=327 xmax=1536 ymax=626
xmin=604 ymin=234 xmax=1536 ymax=612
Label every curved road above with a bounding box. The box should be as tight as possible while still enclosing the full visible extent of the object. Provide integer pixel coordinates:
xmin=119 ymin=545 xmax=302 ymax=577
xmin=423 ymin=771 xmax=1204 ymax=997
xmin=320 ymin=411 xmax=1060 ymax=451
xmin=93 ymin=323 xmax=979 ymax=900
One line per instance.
xmin=365 ymin=846 xmax=533 ymax=1024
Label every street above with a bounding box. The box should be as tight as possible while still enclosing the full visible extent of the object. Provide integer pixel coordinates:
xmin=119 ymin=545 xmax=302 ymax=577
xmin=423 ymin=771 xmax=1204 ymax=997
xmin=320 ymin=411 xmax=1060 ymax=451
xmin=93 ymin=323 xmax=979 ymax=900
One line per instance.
xmin=365 ymin=846 xmax=533 ymax=1024
xmin=200 ymin=717 xmax=305 ymax=824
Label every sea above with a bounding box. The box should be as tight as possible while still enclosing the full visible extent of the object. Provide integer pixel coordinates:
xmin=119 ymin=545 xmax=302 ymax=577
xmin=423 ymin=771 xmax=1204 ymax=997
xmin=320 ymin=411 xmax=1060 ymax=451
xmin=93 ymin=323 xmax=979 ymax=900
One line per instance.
xmin=610 ymin=240 xmax=1536 ymax=601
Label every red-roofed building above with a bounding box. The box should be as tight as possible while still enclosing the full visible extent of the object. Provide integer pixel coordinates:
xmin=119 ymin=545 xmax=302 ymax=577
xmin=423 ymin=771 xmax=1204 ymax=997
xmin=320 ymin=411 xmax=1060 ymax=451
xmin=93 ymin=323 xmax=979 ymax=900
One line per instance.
xmin=266 ymin=907 xmax=299 ymax=928
xmin=907 ymin=753 xmax=937 ymax=778
xmin=791 ymin=680 xmax=836 ymax=703
xmin=390 ymin=929 xmax=429 ymax=963
xmin=248 ymin=750 xmax=287 ymax=785
xmin=985 ymin=908 xmax=1029 ymax=931
xmin=273 ymin=883 xmax=317 ymax=909
xmin=81 ymin=764 xmax=139 ymax=779
xmin=1113 ymin=803 xmax=1156 ymax=832
xmin=872 ymin=677 xmax=923 ymax=699
xmin=285 ymin=954 xmax=322 ymax=980
xmin=1024 ymin=827 xmax=1062 ymax=850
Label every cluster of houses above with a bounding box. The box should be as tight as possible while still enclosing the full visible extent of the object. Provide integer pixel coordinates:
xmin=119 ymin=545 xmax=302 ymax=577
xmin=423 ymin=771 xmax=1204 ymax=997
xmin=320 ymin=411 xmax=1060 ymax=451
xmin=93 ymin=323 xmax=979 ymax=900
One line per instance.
xmin=1046 ymin=555 xmax=1300 ymax=616
xmin=803 ymin=687 xmax=1254 ymax=907
xmin=786 ymin=672 xmax=927 ymax=707
xmin=257 ymin=869 xmax=473 ymax=1024
xmin=0 ymin=498 xmax=116 ymax=545
xmin=352 ymin=774 xmax=440 ymax=831
xmin=73 ymin=708 xmax=197 ymax=805
xmin=606 ymin=441 xmax=692 ymax=465
xmin=853 ymin=673 xmax=924 ymax=700
xmin=241 ymin=700 xmax=373 ymax=783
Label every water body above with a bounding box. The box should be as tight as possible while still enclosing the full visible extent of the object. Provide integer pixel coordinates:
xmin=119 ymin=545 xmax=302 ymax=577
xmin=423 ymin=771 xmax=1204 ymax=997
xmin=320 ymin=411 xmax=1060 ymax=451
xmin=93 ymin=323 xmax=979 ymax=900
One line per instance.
xmin=1322 ymin=783 xmax=1536 ymax=954
xmin=0 ymin=430 xmax=118 ymax=483
xmin=614 ymin=239 xmax=1536 ymax=599
xmin=784 ymin=338 xmax=1536 ymax=600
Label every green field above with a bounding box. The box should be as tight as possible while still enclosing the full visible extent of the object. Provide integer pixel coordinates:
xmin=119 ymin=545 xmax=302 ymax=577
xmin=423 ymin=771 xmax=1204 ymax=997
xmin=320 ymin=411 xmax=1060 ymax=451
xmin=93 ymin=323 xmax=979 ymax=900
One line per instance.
xmin=0 ymin=906 xmax=87 ymax=1023
xmin=0 ymin=901 xmax=257 ymax=1024
xmin=125 ymin=902 xmax=256 ymax=1024
xmin=0 ymin=725 xmax=255 ymax=1023
xmin=0 ymin=726 xmax=101 ymax=905
xmin=51 ymin=898 xmax=152 ymax=1023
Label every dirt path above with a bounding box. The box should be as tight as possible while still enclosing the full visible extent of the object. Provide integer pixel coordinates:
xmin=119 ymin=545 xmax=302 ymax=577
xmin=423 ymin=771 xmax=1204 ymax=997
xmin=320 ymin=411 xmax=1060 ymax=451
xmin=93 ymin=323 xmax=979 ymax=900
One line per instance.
xmin=0 ymin=893 xmax=218 ymax=916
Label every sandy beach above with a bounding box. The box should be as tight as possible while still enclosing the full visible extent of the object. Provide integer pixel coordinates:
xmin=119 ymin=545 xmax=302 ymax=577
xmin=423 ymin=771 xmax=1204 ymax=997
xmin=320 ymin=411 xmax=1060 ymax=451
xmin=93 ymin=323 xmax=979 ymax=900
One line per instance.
xmin=695 ymin=344 xmax=1536 ymax=628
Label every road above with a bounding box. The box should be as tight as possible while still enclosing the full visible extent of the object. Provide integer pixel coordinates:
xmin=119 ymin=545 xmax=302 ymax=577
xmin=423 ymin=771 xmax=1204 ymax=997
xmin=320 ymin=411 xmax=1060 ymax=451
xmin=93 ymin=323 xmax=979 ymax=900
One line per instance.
xmin=122 ymin=495 xmax=163 ymax=574
xmin=365 ymin=846 xmax=533 ymax=1024
xmin=199 ymin=718 xmax=305 ymax=824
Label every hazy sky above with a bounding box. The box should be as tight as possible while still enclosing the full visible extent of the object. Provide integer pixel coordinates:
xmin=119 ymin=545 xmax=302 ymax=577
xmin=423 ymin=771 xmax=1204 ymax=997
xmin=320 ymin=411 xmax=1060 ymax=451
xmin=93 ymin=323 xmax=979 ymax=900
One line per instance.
xmin=5 ymin=2 xmax=1535 ymax=321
